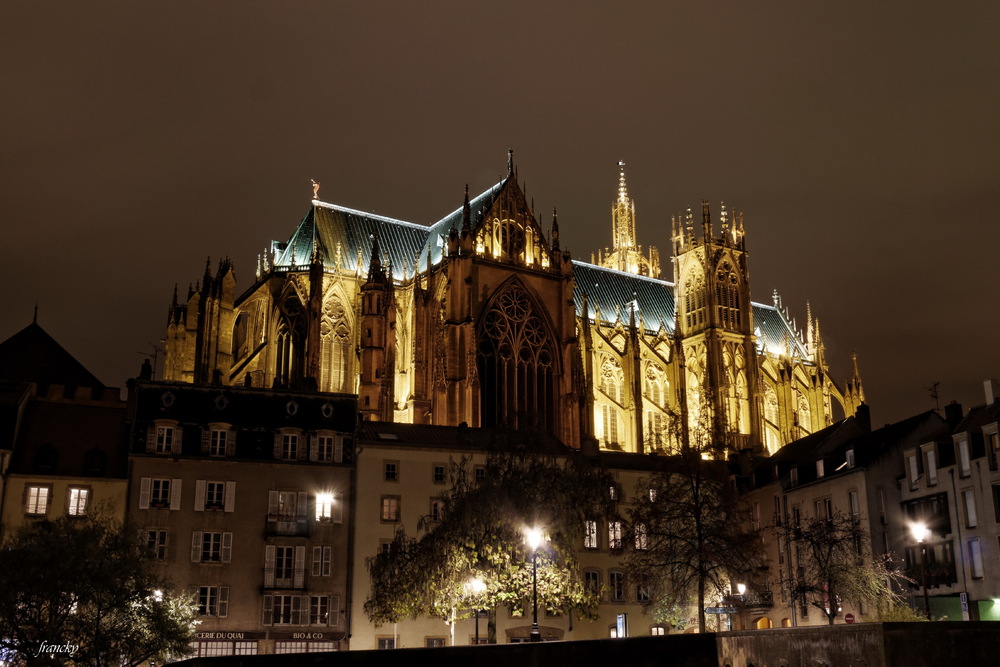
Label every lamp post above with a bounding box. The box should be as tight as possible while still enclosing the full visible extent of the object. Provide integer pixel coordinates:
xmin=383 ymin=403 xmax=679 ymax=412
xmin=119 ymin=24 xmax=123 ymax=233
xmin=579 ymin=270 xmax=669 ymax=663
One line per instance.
xmin=468 ymin=577 xmax=486 ymax=645
xmin=736 ymin=583 xmax=747 ymax=631
xmin=525 ymin=527 xmax=543 ymax=642
xmin=910 ymin=522 xmax=931 ymax=619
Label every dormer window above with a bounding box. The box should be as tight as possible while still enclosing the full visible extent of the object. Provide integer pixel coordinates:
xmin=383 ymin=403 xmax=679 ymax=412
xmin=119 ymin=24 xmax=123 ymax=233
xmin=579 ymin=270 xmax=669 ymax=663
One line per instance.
xmin=816 ymin=460 xmax=825 ymax=478
xmin=846 ymin=449 xmax=855 ymax=468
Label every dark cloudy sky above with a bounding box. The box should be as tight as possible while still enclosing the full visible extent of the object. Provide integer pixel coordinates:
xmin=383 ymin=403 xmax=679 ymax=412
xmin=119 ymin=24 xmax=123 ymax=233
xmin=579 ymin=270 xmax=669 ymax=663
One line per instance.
xmin=2 ymin=2 xmax=998 ymax=426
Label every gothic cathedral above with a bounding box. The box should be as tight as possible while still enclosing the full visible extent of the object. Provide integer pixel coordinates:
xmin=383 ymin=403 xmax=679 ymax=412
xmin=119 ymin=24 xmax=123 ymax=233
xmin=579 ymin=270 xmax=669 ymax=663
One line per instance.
xmin=163 ymin=156 xmax=864 ymax=455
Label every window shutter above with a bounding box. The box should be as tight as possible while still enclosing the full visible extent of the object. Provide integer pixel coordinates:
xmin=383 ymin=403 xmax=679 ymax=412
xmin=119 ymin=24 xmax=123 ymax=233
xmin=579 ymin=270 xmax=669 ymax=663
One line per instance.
xmin=291 ymin=595 xmax=303 ymax=625
xmin=330 ymin=595 xmax=341 ymax=626
xmin=267 ymin=490 xmax=279 ymax=517
xmin=222 ymin=532 xmax=233 ymax=563
xmin=309 ymin=435 xmax=319 ymax=462
xmin=262 ymin=595 xmax=274 ymax=625
xmin=322 ymin=546 xmax=332 ymax=577
xmin=333 ymin=494 xmax=344 ymax=524
xmin=297 ymin=436 xmax=307 ymax=461
xmin=172 ymin=427 xmax=183 ymax=454
xmin=224 ymin=482 xmax=236 ymax=512
xmin=264 ymin=545 xmax=276 ymax=588
xmin=334 ymin=436 xmax=344 ymax=463
xmin=146 ymin=426 xmax=156 ymax=453
xmin=273 ymin=433 xmax=282 ymax=459
xmin=296 ymin=492 xmax=308 ymax=518
xmin=200 ymin=428 xmax=210 ymax=454
xmin=293 ymin=546 xmax=306 ymax=588
xmin=194 ymin=480 xmax=206 ymax=511
xmin=191 ymin=532 xmax=202 ymax=563
xmin=170 ymin=479 xmax=182 ymax=510
xmin=311 ymin=546 xmax=322 ymax=577
xmin=139 ymin=478 xmax=151 ymax=509
xmin=226 ymin=428 xmax=237 ymax=457
xmin=218 ymin=587 xmax=229 ymax=618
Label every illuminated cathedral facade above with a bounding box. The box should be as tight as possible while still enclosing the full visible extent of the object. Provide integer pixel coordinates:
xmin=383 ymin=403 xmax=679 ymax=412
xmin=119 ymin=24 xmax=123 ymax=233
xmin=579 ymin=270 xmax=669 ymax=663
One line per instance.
xmin=163 ymin=156 xmax=864 ymax=455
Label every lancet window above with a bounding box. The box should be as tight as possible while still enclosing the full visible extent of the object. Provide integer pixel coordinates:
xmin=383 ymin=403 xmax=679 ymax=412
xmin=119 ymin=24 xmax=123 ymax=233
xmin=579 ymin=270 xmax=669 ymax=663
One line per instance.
xmin=477 ymin=282 xmax=556 ymax=431
xmin=320 ymin=296 xmax=353 ymax=393
xmin=716 ymin=262 xmax=743 ymax=328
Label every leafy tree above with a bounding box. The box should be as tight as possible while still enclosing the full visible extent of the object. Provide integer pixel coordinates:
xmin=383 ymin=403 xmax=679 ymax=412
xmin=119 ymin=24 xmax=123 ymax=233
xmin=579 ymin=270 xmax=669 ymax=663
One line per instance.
xmin=625 ymin=445 xmax=764 ymax=633
xmin=364 ymin=436 xmax=616 ymax=641
xmin=783 ymin=510 xmax=909 ymax=625
xmin=0 ymin=512 xmax=197 ymax=666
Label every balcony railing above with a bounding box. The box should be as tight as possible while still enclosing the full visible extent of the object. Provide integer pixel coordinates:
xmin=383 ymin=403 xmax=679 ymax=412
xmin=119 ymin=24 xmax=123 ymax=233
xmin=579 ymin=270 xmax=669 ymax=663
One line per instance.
xmin=265 ymin=516 xmax=309 ymax=537
xmin=723 ymin=591 xmax=774 ymax=609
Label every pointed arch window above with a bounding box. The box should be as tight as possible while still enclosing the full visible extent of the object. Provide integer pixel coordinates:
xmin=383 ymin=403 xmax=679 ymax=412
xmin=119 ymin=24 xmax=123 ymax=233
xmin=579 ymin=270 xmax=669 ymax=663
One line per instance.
xmin=477 ymin=281 xmax=556 ymax=431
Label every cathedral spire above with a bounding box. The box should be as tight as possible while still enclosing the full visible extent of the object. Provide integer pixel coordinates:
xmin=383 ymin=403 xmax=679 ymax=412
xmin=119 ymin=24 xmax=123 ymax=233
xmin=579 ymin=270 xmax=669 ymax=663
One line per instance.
xmin=461 ymin=184 xmax=472 ymax=235
xmin=550 ymin=207 xmax=560 ymax=253
xmin=367 ymin=230 xmax=387 ymax=284
xmin=507 ymin=148 xmax=513 ymax=176
xmin=598 ymin=161 xmax=660 ymax=277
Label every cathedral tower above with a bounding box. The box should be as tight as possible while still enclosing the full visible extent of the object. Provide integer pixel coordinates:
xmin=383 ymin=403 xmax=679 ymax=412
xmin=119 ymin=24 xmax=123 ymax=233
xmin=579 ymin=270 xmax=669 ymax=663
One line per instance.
xmin=595 ymin=162 xmax=660 ymax=278
xmin=672 ymin=201 xmax=760 ymax=452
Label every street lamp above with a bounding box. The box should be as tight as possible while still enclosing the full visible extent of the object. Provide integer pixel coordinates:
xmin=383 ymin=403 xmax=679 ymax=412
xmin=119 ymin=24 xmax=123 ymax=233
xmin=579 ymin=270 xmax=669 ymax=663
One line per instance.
xmin=910 ymin=522 xmax=931 ymax=619
xmin=736 ymin=583 xmax=746 ymax=630
xmin=525 ymin=527 xmax=544 ymax=643
xmin=468 ymin=577 xmax=486 ymax=645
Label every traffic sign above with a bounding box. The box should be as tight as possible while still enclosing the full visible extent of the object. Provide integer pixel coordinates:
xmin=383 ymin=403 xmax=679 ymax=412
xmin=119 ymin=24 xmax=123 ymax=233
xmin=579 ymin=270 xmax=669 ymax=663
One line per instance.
xmin=845 ymin=613 xmax=855 ymax=624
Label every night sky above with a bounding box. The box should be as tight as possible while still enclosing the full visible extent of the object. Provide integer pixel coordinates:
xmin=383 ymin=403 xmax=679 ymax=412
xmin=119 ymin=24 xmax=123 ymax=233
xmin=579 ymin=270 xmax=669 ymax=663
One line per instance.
xmin=2 ymin=2 xmax=998 ymax=427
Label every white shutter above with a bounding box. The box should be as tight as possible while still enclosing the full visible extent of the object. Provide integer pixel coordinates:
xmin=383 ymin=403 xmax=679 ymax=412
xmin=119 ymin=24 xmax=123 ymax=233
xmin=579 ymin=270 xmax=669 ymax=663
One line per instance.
xmin=146 ymin=426 xmax=156 ymax=453
xmin=291 ymin=595 xmax=303 ymax=625
xmin=333 ymin=493 xmax=343 ymax=523
xmin=200 ymin=428 xmax=210 ymax=454
xmin=170 ymin=479 xmax=182 ymax=510
xmin=224 ymin=482 xmax=236 ymax=512
xmin=322 ymin=546 xmax=332 ymax=577
xmin=334 ymin=436 xmax=344 ymax=463
xmin=309 ymin=435 xmax=319 ymax=462
xmin=262 ymin=595 xmax=274 ymax=625
xmin=222 ymin=532 xmax=233 ymax=563
xmin=191 ymin=532 xmax=202 ymax=563
xmin=138 ymin=478 xmax=151 ymax=509
xmin=264 ymin=545 xmax=276 ymax=588
xmin=293 ymin=546 xmax=306 ymax=588
xmin=194 ymin=480 xmax=206 ymax=511
xmin=297 ymin=435 xmax=307 ymax=461
xmin=268 ymin=490 xmax=279 ymax=517
xmin=226 ymin=428 xmax=237 ymax=457
xmin=330 ymin=595 xmax=341 ymax=626
xmin=172 ymin=427 xmax=183 ymax=454
xmin=273 ymin=433 xmax=283 ymax=459
xmin=296 ymin=492 xmax=308 ymax=518
xmin=218 ymin=587 xmax=229 ymax=618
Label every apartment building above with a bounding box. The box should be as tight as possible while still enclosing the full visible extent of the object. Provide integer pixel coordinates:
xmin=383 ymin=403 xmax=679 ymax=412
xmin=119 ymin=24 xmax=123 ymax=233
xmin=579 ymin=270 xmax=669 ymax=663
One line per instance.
xmin=126 ymin=379 xmax=355 ymax=656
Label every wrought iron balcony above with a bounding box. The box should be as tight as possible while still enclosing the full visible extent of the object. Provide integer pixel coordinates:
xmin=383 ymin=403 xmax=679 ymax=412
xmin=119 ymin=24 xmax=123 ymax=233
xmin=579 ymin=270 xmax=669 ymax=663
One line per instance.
xmin=723 ymin=591 xmax=774 ymax=610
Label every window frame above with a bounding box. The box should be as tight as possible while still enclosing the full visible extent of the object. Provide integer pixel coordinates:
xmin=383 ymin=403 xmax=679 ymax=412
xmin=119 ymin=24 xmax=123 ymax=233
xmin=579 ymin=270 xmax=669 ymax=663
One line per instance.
xmin=67 ymin=486 xmax=90 ymax=516
xmin=25 ymin=484 xmax=51 ymax=516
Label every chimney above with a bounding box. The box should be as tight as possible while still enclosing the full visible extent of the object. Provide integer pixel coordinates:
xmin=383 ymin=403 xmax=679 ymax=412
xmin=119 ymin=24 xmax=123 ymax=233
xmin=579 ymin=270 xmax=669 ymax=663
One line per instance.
xmin=944 ymin=401 xmax=964 ymax=428
xmin=854 ymin=403 xmax=871 ymax=432
xmin=985 ymin=379 xmax=1000 ymax=405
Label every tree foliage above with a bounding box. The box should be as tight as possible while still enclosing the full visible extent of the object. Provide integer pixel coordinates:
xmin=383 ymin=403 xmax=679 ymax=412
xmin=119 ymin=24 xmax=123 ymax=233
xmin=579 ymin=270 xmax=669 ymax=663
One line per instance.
xmin=364 ymin=437 xmax=616 ymax=635
xmin=625 ymin=446 xmax=764 ymax=633
xmin=0 ymin=513 xmax=197 ymax=666
xmin=783 ymin=511 xmax=909 ymax=625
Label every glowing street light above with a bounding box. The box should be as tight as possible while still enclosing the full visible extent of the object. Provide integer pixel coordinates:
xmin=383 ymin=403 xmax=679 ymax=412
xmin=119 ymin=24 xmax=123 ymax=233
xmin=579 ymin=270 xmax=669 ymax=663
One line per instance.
xmin=468 ymin=577 xmax=487 ymax=645
xmin=910 ymin=522 xmax=931 ymax=619
xmin=525 ymin=527 xmax=544 ymax=642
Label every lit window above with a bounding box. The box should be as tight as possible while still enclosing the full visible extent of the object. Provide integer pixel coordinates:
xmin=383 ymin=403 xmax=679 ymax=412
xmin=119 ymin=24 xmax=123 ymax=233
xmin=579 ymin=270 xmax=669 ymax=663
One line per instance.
xmin=316 ymin=493 xmax=336 ymax=522
xmin=25 ymin=485 xmax=50 ymax=516
xmin=634 ymin=523 xmax=648 ymax=550
xmin=608 ymin=521 xmax=623 ymax=550
xmin=651 ymin=626 xmax=665 ymax=636
xmin=381 ymin=496 xmax=400 ymax=522
xmin=584 ymin=520 xmax=598 ymax=549
xmin=67 ymin=487 xmax=90 ymax=516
